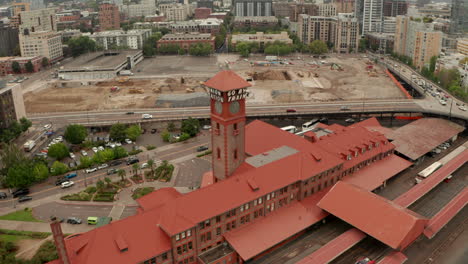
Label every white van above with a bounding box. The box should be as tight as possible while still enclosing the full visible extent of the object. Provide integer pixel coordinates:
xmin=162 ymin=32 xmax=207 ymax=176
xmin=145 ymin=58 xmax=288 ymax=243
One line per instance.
xmin=142 ymin=114 xmax=153 ymax=119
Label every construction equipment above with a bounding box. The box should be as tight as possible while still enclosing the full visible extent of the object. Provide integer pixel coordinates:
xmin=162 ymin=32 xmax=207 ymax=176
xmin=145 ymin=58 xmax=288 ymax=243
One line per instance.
xmin=110 ymin=86 xmax=120 ymax=92
xmin=186 ymin=88 xmax=195 ymax=93
xmin=129 ymin=88 xmax=144 ymax=94
xmin=116 ymin=76 xmax=129 ymax=83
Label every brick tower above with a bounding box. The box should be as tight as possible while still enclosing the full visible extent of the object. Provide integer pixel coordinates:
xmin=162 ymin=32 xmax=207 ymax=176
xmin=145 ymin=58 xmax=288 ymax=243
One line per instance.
xmin=204 ymin=71 xmax=251 ymax=181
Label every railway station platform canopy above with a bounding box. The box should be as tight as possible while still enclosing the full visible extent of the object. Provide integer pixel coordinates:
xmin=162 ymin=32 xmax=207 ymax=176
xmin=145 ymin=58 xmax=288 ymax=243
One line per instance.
xmin=385 ymin=118 xmax=464 ymax=161
xmin=317 ymin=182 xmax=429 ymax=250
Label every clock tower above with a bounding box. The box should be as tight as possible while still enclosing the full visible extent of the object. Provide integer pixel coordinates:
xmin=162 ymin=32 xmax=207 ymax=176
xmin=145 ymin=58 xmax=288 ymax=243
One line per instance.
xmin=204 ymin=71 xmax=251 ymax=182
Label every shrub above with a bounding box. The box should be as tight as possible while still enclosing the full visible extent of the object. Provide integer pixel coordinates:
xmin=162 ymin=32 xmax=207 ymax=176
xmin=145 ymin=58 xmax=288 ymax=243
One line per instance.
xmin=79 ymin=192 xmax=90 ymax=200
xmin=31 ymin=240 xmax=58 ymax=263
xmin=146 ymin=145 xmax=156 ymax=150
xmin=93 ymin=193 xmax=115 ymax=202
xmin=132 ymin=187 xmax=155 ymax=200
xmin=84 ymin=186 xmax=97 ymax=194
xmin=196 ymin=150 xmax=212 ymax=157
xmin=161 ymin=130 xmax=170 ymax=142
xmin=128 ymin=149 xmax=142 ymax=155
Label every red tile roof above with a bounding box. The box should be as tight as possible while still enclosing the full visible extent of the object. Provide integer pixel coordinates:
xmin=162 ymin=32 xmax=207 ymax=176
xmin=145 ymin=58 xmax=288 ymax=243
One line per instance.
xmin=342 ymin=154 xmax=412 ymax=191
xmin=203 ymin=70 xmax=251 ymax=92
xmin=223 ymin=191 xmax=329 ymax=261
xmin=318 ymin=182 xmax=428 ymax=250
xmin=64 ymin=209 xmax=171 ymax=264
xmin=136 ymin=187 xmax=183 ymax=212
xmin=386 ymin=118 xmax=465 ymax=160
xmin=296 ymin=229 xmax=366 ymax=264
xmin=378 ymin=251 xmax=408 ymax=264
xmin=351 ymin=117 xmax=394 ymax=136
xmin=200 ymin=171 xmax=215 ymax=188
xmin=423 ymin=187 xmax=468 ymax=239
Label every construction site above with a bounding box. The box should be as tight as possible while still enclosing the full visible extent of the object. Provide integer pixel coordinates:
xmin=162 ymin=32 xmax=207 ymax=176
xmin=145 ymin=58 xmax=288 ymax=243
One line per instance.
xmin=24 ymin=54 xmax=406 ymax=113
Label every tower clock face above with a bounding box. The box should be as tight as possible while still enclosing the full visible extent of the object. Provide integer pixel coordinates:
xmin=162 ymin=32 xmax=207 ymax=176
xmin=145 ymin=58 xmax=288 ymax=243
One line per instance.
xmin=229 ymin=101 xmax=240 ymax=114
xmin=215 ymin=101 xmax=223 ymax=114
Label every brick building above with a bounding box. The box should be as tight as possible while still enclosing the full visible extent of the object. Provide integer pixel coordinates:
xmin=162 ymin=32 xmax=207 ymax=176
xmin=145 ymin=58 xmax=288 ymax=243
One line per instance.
xmin=47 ymin=71 xmax=413 ymax=264
xmin=272 ymin=2 xmax=317 ymax=22
xmin=0 ymin=22 xmax=19 ymax=56
xmin=194 ymin=7 xmax=212 ymax=19
xmin=157 ymin=33 xmax=215 ymax=51
xmin=233 ymin=16 xmax=278 ymax=28
xmin=99 ymin=2 xmax=121 ymax=30
xmin=0 ymin=56 xmax=43 ymax=75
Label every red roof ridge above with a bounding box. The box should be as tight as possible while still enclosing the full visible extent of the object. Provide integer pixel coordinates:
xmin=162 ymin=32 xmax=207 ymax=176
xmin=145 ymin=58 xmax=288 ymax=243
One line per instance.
xmin=203 ymin=70 xmax=251 ymax=92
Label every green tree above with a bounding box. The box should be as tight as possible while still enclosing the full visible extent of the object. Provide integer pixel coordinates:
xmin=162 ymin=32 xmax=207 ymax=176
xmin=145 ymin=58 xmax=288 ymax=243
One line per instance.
xmin=25 ymin=60 xmax=34 ymax=72
xmin=6 ymin=162 xmax=34 ymax=188
xmin=12 ymin=61 xmax=21 ymax=73
xmin=64 ymin=124 xmax=88 ymax=144
xmin=117 ymin=169 xmax=126 ymax=182
xmin=181 ymin=117 xmax=200 ymax=137
xmin=79 ymin=156 xmax=93 ymax=169
xmin=189 ymin=43 xmax=212 ymax=56
xmin=33 ymin=163 xmax=49 ymax=181
xmin=126 ymin=125 xmax=142 ymax=141
xmin=167 ymin=122 xmax=176 ymax=132
xmin=104 ymin=177 xmax=111 ymax=188
xmin=147 ymin=159 xmax=155 ymax=176
xmin=19 ymin=117 xmax=32 ymax=132
xmin=67 ymin=36 xmax=98 ymax=57
xmin=429 ymin=56 xmax=437 ymax=73
xmin=0 ymin=143 xmax=27 ymax=174
xmin=161 ymin=130 xmax=170 ymax=142
xmin=96 ymin=179 xmax=105 ymax=192
xmin=132 ymin=163 xmax=139 ymax=177
xmin=110 ymin=123 xmax=127 ymax=142
xmin=359 ymin=38 xmax=368 ymax=52
xmin=51 ymin=161 xmax=69 ymax=176
xmin=48 ymin=143 xmax=69 ymax=160
xmin=309 ymin=40 xmax=328 ymax=55
xmin=100 ymin=149 xmax=115 ymax=162
xmin=178 ymin=132 xmax=191 ymax=141
xmin=41 ymin=57 xmax=49 ymax=67
xmin=113 ymin=146 xmax=128 ymax=159
xmin=236 ymin=42 xmax=251 ymax=57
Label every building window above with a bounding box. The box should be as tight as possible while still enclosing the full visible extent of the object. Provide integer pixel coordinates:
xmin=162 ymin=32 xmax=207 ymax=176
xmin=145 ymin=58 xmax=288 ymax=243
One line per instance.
xmin=188 ymin=241 xmax=193 ymax=250
xmin=176 ymin=234 xmax=180 ymax=241
xmin=216 ymin=123 xmax=220 ymax=130
xmin=234 ymin=149 xmax=238 ymax=160
xmin=177 ymin=246 xmax=182 ymax=255
xmin=217 ymin=148 xmax=221 ymax=159
xmin=234 ymin=123 xmax=238 ymax=130
xmin=258 ymin=197 xmax=263 ymax=204
xmin=187 ymin=230 xmax=191 ymax=237
xmin=267 ymin=194 xmax=271 ymax=200
xmin=181 ymin=232 xmax=186 ymax=239
xmin=216 ymin=227 xmax=221 ymax=235
xmin=216 ymin=215 xmax=221 ymax=223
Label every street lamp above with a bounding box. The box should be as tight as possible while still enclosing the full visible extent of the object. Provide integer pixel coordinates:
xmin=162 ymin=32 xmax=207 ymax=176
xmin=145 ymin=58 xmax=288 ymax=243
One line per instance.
xmin=449 ymin=98 xmax=454 ymax=120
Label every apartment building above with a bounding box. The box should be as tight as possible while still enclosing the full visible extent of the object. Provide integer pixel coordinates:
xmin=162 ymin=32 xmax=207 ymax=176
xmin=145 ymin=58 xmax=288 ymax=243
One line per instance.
xmin=99 ymin=2 xmax=120 ymax=30
xmin=450 ymin=0 xmax=468 ymax=34
xmin=457 ymin=38 xmax=468 ymax=55
xmin=18 ymin=8 xmax=56 ymax=34
xmin=19 ymin=31 xmax=63 ymax=62
xmin=0 ymin=56 xmax=42 ymax=75
xmin=157 ymin=33 xmax=215 ymax=51
xmin=231 ymin=31 xmax=293 ymax=47
xmin=160 ymin=3 xmax=191 ymax=21
xmin=11 ymin=2 xmax=30 ymax=17
xmin=383 ymin=0 xmax=407 ymax=17
xmin=394 ymin=16 xmax=442 ymax=69
xmin=383 ymin=16 xmax=396 ymax=33
xmin=334 ymin=0 xmax=355 ymax=13
xmin=89 ymin=29 xmax=152 ymax=50
xmin=335 ymin=13 xmax=360 ymax=53
xmin=0 ymin=22 xmax=19 ymax=56
xmin=361 ymin=0 xmax=384 ymax=35
xmin=0 ymin=83 xmax=26 ymax=129
xmin=318 ymin=3 xmax=337 ymax=17
xmin=233 ymin=0 xmax=273 ymax=17
xmin=195 ymin=7 xmax=212 ymax=19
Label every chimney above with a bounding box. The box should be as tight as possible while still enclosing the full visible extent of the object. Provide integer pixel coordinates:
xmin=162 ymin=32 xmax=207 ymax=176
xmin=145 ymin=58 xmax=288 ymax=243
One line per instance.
xmin=50 ymin=217 xmax=71 ymax=264
xmin=304 ymin=131 xmax=318 ymax=143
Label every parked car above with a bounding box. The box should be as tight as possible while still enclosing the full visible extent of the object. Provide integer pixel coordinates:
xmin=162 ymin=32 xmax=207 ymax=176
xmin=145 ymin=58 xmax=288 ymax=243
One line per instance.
xmin=18 ymin=196 xmax=33 ymax=203
xmin=140 ymin=163 xmax=149 ymax=169
xmin=0 ymin=192 xmax=7 ymax=199
xmin=55 ymin=177 xmax=69 ymax=186
xmin=107 ymin=168 xmax=118 ymax=175
xmin=98 ymin=146 xmax=105 ymax=151
xmin=172 ymin=134 xmax=180 ymax=140
xmin=202 ymin=125 xmax=211 ymax=130
xmin=69 ymin=152 xmax=76 ymax=159
xmin=43 ymin=124 xmax=52 ymax=130
xmin=459 ymin=105 xmax=467 ymax=111
xmin=125 ymin=139 xmax=132 ymax=144
xmin=81 ymin=150 xmax=88 ymax=156
xmin=126 ymin=112 xmax=134 ymax=115
xmin=115 ymin=142 xmax=122 ymax=147
xmin=67 ymin=217 xmax=82 ymax=224
xmin=85 ymin=168 xmax=97 ymax=173
xmin=61 ymin=181 xmax=74 ymax=189
xmin=197 ymin=146 xmax=209 ymax=152
xmin=65 ymin=172 xmax=77 ymax=179
xmin=92 ymin=147 xmax=98 ymax=153
xmin=151 ymin=128 xmax=157 ymax=134
xmin=126 ymin=157 xmax=139 ymax=165
xmin=286 ymin=109 xmax=296 ymax=113
xmin=12 ymin=188 xmax=30 ymax=198
xmin=345 ymin=118 xmax=355 ymax=123
xmin=142 ymin=114 xmax=153 ymax=119
xmin=109 ymin=160 xmax=123 ymax=166
xmin=97 ymin=163 xmax=109 ymax=170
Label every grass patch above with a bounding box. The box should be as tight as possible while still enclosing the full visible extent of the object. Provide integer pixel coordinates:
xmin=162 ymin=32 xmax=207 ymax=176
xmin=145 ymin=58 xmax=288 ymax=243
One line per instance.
xmin=93 ymin=192 xmax=115 ymax=202
xmin=0 ymin=208 xmax=41 ymax=222
xmin=0 ymin=234 xmax=30 ymax=243
xmin=128 ymin=149 xmax=143 ymax=155
xmin=0 ymin=229 xmax=50 ymax=239
xmin=146 ymin=145 xmax=156 ymax=150
xmin=132 ymin=187 xmax=155 ymax=200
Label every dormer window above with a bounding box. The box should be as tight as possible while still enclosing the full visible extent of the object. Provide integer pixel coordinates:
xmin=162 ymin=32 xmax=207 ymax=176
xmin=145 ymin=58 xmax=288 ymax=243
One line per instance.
xmin=347 ymin=154 xmax=351 ymax=160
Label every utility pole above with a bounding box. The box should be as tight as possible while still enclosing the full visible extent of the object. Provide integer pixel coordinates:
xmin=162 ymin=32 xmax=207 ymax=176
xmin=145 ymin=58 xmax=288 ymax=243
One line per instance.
xmin=449 ymin=98 xmax=454 ymax=120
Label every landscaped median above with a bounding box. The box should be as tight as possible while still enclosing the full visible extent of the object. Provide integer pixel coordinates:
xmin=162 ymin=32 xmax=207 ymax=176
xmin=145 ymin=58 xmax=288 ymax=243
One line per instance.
xmin=61 ymin=179 xmax=123 ymax=202
xmin=131 ymin=187 xmax=155 ymax=200
xmin=0 ymin=208 xmax=42 ymax=222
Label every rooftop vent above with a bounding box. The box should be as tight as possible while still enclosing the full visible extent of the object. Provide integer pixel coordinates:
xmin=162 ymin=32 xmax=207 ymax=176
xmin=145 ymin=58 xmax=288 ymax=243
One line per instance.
xmin=115 ymin=235 xmax=128 ymax=253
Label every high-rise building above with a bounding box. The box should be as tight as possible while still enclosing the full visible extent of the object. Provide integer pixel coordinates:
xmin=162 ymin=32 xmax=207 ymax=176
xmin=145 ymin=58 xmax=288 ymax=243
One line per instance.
xmin=318 ymin=3 xmax=337 ymax=17
xmin=0 ymin=22 xmax=19 ymax=56
xmin=234 ymin=0 xmax=272 ymax=17
xmin=335 ymin=13 xmax=360 ymax=53
xmin=383 ymin=0 xmax=407 ymax=17
xmin=272 ymin=2 xmax=318 ymax=22
xmin=197 ymin=0 xmax=214 ymax=9
xmin=333 ymin=0 xmax=355 ymax=13
xmin=25 ymin=0 xmax=45 ymax=10
xmin=11 ymin=2 xmax=30 ymax=16
xmin=99 ymin=2 xmax=121 ymax=30
xmin=18 ymin=8 xmax=56 ymax=34
xmin=89 ymin=29 xmax=152 ymax=50
xmin=0 ymin=83 xmax=26 ymax=129
xmin=457 ymin=38 xmax=468 ymax=55
xmin=450 ymin=0 xmax=468 ymax=34
xmin=394 ymin=16 xmax=442 ymax=69
xmin=361 ymin=0 xmax=383 ymax=35
xmin=19 ymin=31 xmax=62 ymax=62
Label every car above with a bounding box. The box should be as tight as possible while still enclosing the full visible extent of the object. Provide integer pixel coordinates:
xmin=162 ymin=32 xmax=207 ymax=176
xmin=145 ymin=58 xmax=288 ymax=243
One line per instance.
xmin=439 ymin=99 xmax=447 ymax=106
xmin=202 ymin=125 xmax=211 ymax=130
xmin=55 ymin=177 xmax=68 ymax=186
xmin=98 ymin=146 xmax=105 ymax=151
xmin=151 ymin=128 xmax=157 ymax=134
xmin=12 ymin=188 xmax=30 ymax=198
xmin=97 ymin=163 xmax=109 ymax=170
xmin=85 ymin=168 xmax=97 ymax=173
xmin=61 ymin=181 xmax=74 ymax=188
xmin=125 ymin=139 xmax=132 ymax=144
xmin=459 ymin=105 xmax=467 ymax=111
xmin=142 ymin=114 xmax=153 ymax=119
xmin=172 ymin=134 xmax=181 ymax=140
xmin=340 ymin=106 xmax=350 ymax=111
xmin=81 ymin=150 xmax=88 ymax=156
xmin=18 ymin=196 xmax=33 ymax=203
xmin=286 ymin=109 xmax=296 ymax=113
xmin=0 ymin=192 xmax=7 ymax=199
xmin=126 ymin=157 xmax=139 ymax=165
xmin=92 ymin=147 xmax=98 ymax=153
xmin=69 ymin=152 xmax=76 ymax=159
xmin=109 ymin=160 xmax=123 ymax=166
xmin=140 ymin=163 xmax=149 ymax=169
xmin=65 ymin=172 xmax=77 ymax=179
xmin=355 ymin=257 xmax=376 ymax=264
xmin=67 ymin=217 xmax=82 ymax=224
xmin=115 ymin=142 xmax=122 ymax=147
xmin=126 ymin=112 xmax=134 ymax=115
xmin=197 ymin=146 xmax=209 ymax=152
xmin=345 ymin=118 xmax=355 ymax=123
xmin=107 ymin=168 xmax=118 ymax=175
xmin=43 ymin=124 xmax=52 ymax=130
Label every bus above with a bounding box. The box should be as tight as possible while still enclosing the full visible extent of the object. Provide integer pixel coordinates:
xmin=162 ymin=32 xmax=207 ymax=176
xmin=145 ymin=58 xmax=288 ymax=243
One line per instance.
xmin=281 ymin=126 xmax=297 ymax=134
xmin=415 ymin=162 xmax=442 ymax=184
xmin=302 ymin=119 xmax=319 ymax=130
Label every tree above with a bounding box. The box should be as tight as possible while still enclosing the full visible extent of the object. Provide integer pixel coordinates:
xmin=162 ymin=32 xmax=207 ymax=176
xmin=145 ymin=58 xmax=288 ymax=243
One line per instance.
xmin=12 ymin=61 xmax=21 ymax=73
xmin=117 ymin=169 xmax=126 ymax=182
xmin=181 ymin=117 xmax=200 ymax=137
xmin=67 ymin=36 xmax=98 ymax=57
xmin=113 ymin=146 xmax=128 ymax=159
xmin=309 ymin=40 xmax=328 ymax=55
xmin=167 ymin=122 xmax=176 ymax=132
xmin=147 ymin=159 xmax=155 ymax=176
xmin=236 ymin=42 xmax=251 ymax=57
xmin=161 ymin=130 xmax=171 ymax=142
xmin=33 ymin=163 xmax=49 ymax=181
xmin=104 ymin=177 xmax=111 ymax=188
xmin=96 ymin=179 xmax=105 ymax=192
xmin=189 ymin=43 xmax=212 ymax=56
xmin=41 ymin=57 xmax=49 ymax=67
xmin=48 ymin=143 xmax=69 ymax=160
xmin=0 ymin=143 xmax=27 ymax=173
xmin=64 ymin=124 xmax=88 ymax=144
xmin=359 ymin=38 xmax=368 ymax=52
xmin=79 ymin=156 xmax=93 ymax=169
xmin=132 ymin=163 xmax=139 ymax=177
xmin=19 ymin=117 xmax=32 ymax=132
xmin=50 ymin=161 xmax=69 ymax=176
xmin=110 ymin=123 xmax=127 ymax=142
xmin=429 ymin=56 xmax=437 ymax=73
xmin=126 ymin=125 xmax=142 ymax=141
xmin=25 ymin=60 xmax=34 ymax=72
xmin=5 ymin=162 xmax=34 ymax=188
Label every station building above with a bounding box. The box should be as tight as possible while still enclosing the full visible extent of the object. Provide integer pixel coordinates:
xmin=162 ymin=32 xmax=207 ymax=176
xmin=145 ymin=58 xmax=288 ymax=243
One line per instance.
xmin=48 ymin=71 xmax=415 ymax=264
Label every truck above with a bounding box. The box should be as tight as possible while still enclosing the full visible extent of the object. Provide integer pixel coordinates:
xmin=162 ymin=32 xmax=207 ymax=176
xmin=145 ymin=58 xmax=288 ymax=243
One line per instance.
xmin=23 ymin=140 xmax=36 ymax=152
xmin=120 ymin=70 xmax=134 ymax=76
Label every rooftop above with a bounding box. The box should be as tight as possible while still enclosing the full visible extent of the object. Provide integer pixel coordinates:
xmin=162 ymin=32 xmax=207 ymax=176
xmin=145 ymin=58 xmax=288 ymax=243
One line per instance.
xmin=59 ymin=50 xmax=142 ymax=72
xmin=204 ymin=70 xmax=252 ymax=92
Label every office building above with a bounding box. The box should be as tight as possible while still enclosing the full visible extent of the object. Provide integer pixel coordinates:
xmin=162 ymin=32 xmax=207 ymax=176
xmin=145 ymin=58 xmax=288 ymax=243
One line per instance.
xmin=394 ymin=16 xmax=442 ymax=69
xmin=19 ymin=31 xmax=63 ymax=62
xmin=0 ymin=22 xmax=19 ymax=56
xmin=89 ymin=29 xmax=152 ymax=50
xmin=11 ymin=2 xmax=30 ymax=17
xmin=335 ymin=13 xmax=360 ymax=53
xmin=25 ymin=0 xmax=45 ymax=10
xmin=383 ymin=16 xmax=396 ymax=33
xmin=318 ymin=3 xmax=337 ymax=17
xmin=197 ymin=0 xmax=214 ymax=9
xmin=18 ymin=8 xmax=56 ymax=34
xmin=234 ymin=0 xmax=272 ymax=17
xmin=361 ymin=0 xmax=384 ymax=35
xmin=334 ymin=0 xmax=355 ymax=13
xmin=383 ymin=0 xmax=407 ymax=17
xmin=0 ymin=83 xmax=26 ymax=129
xmin=99 ymin=2 xmax=121 ymax=30
xmin=195 ymin=7 xmax=212 ymax=19
xmin=272 ymin=2 xmax=317 ymax=22
xmin=366 ymin=32 xmax=394 ymax=53
xmin=159 ymin=3 xmax=191 ymax=21
xmin=457 ymin=38 xmax=468 ymax=55
xmin=450 ymin=0 xmax=468 ymax=34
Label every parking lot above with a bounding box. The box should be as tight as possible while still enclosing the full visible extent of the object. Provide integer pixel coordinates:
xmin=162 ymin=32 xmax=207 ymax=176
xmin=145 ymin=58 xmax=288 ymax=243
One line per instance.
xmin=133 ymin=55 xmax=220 ymax=76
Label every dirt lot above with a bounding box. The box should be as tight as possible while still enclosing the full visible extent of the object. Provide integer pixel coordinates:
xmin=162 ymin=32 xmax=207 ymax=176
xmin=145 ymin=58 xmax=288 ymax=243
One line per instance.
xmin=24 ymin=54 xmax=405 ymax=113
